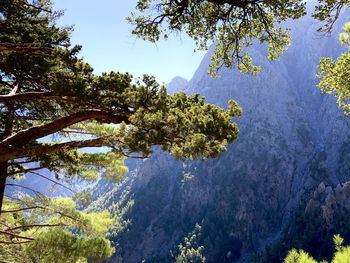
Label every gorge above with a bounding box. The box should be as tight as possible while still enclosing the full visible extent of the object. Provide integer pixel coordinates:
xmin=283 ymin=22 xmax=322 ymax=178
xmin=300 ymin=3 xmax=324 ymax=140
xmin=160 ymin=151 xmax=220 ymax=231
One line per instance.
xmin=89 ymin=8 xmax=350 ymax=263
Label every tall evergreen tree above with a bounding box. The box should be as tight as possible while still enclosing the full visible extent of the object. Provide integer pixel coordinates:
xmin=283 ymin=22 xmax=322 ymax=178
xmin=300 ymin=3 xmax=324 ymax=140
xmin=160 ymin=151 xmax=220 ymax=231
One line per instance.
xmin=0 ymin=1 xmax=242 ymax=260
xmin=0 ymin=0 xmax=241 ymax=212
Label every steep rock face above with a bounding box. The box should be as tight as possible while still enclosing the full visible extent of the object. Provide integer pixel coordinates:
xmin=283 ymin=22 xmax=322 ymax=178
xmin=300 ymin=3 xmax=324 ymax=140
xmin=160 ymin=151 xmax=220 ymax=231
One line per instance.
xmin=94 ymin=10 xmax=350 ymax=263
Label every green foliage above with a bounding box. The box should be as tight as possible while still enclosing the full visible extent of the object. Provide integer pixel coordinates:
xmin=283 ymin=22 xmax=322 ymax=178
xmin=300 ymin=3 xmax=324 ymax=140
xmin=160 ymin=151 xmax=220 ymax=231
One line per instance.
xmin=283 ymin=235 xmax=350 ymax=263
xmin=332 ymin=246 xmax=350 ymax=262
xmin=174 ymin=224 xmax=206 ymax=263
xmin=0 ymin=197 xmax=115 ymax=262
xmin=318 ymin=22 xmax=350 ymax=115
xmin=284 ymin=249 xmax=318 ymax=263
xmin=129 ymin=0 xmax=350 ymax=76
xmin=129 ymin=0 xmax=307 ymax=76
xmin=334 ymin=235 xmax=344 ymax=252
xmin=25 ymin=229 xmax=114 ymax=263
xmin=312 ymin=0 xmax=350 ymax=32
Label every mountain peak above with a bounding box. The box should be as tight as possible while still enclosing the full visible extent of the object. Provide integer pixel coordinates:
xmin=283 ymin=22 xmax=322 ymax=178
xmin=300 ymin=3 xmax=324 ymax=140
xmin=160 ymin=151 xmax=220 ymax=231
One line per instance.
xmin=166 ymin=76 xmax=188 ymax=94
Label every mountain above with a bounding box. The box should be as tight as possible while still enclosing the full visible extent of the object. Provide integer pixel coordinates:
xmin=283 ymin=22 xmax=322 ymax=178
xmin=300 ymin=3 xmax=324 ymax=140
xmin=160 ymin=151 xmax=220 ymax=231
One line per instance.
xmin=90 ymin=8 xmax=350 ymax=263
xmin=166 ymin=76 xmax=188 ymax=94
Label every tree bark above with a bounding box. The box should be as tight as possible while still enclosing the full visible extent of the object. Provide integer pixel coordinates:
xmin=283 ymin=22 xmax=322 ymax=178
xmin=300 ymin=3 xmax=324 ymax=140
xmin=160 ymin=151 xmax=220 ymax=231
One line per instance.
xmin=0 ymin=97 xmax=15 ymax=214
xmin=0 ymin=161 xmax=8 ymax=214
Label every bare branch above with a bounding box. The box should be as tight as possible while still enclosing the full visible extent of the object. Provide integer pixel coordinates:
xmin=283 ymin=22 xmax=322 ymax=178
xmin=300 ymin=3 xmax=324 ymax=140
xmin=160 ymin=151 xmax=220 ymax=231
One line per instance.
xmin=5 ymin=183 xmax=45 ymax=196
xmin=29 ymin=171 xmax=75 ymax=193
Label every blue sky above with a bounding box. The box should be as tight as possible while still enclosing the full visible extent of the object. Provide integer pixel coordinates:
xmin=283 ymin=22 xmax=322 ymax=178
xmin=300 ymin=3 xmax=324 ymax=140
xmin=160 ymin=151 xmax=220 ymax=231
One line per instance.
xmin=54 ymin=0 xmax=207 ymax=84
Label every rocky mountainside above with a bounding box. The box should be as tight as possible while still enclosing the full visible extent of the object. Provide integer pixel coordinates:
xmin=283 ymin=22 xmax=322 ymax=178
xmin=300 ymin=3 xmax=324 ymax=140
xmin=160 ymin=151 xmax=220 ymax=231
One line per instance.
xmin=90 ymin=8 xmax=350 ymax=263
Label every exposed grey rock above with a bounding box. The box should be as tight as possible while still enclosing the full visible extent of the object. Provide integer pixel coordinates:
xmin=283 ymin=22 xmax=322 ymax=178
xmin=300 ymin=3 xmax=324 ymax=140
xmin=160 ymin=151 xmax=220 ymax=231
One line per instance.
xmin=93 ymin=8 xmax=350 ymax=263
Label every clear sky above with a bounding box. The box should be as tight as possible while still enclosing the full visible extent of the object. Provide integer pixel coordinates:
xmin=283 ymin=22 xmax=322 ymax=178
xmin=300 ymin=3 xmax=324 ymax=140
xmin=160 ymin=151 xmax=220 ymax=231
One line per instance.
xmin=54 ymin=0 xmax=207 ymax=84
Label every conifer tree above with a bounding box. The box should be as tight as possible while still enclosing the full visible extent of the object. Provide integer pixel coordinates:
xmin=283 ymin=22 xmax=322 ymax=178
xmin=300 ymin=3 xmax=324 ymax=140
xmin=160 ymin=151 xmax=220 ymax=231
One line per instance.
xmin=0 ymin=0 xmax=241 ymax=211
xmin=0 ymin=0 xmax=242 ymax=261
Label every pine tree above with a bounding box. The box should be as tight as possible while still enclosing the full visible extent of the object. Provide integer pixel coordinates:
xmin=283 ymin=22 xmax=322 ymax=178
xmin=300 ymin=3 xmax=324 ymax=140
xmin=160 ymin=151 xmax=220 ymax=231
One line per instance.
xmin=0 ymin=0 xmax=241 ymax=211
xmin=0 ymin=0 xmax=242 ymax=261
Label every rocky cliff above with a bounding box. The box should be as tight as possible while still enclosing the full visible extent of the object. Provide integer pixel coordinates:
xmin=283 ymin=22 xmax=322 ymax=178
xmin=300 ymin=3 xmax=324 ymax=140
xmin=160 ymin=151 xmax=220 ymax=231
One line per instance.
xmin=91 ymin=8 xmax=350 ymax=263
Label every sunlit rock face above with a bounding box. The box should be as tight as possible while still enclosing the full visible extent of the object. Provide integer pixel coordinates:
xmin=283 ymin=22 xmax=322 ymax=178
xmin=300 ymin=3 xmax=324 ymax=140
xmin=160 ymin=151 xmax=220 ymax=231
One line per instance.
xmin=96 ymin=9 xmax=350 ymax=263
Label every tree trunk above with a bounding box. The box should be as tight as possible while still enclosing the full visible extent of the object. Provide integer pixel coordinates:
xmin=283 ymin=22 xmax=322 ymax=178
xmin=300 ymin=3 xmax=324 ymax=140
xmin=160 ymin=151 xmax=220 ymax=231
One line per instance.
xmin=0 ymin=161 xmax=8 ymax=214
xmin=0 ymin=101 xmax=13 ymax=214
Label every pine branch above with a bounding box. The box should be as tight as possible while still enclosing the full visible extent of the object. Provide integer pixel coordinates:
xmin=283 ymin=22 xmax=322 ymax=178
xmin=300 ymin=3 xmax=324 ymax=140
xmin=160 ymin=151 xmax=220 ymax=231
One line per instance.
xmin=0 ymin=91 xmax=56 ymax=103
xmin=0 ymin=90 xmax=91 ymax=104
xmin=7 ymin=166 xmax=47 ymax=176
xmin=0 ymin=230 xmax=34 ymax=241
xmin=12 ymin=0 xmax=53 ymax=13
xmin=0 ymin=240 xmax=33 ymax=244
xmin=6 ymin=223 xmax=66 ymax=231
xmin=0 ymin=91 xmax=105 ymax=108
xmin=1 ymin=206 xmax=46 ymax=213
xmin=0 ymin=109 xmax=130 ymax=149
xmin=1 ymin=205 xmax=83 ymax=223
xmin=0 ymin=137 xmax=110 ymax=162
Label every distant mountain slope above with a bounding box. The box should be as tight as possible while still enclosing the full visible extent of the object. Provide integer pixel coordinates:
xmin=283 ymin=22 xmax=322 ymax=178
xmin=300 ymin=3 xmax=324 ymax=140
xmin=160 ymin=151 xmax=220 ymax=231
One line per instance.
xmin=91 ymin=8 xmax=350 ymax=263
xmin=166 ymin=76 xmax=188 ymax=94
